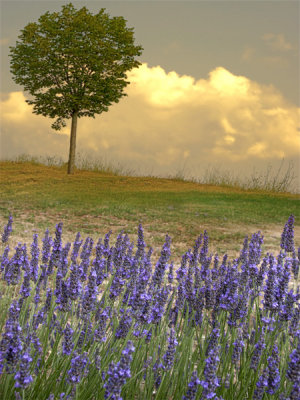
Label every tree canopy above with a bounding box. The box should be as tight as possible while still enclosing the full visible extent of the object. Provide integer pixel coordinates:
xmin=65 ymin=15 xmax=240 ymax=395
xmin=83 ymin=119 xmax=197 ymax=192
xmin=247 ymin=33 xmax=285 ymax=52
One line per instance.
xmin=9 ymin=2 xmax=143 ymax=173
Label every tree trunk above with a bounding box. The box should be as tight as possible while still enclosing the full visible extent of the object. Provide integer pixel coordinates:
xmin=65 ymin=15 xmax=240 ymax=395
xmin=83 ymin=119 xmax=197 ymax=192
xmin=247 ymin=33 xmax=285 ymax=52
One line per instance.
xmin=67 ymin=111 xmax=78 ymax=174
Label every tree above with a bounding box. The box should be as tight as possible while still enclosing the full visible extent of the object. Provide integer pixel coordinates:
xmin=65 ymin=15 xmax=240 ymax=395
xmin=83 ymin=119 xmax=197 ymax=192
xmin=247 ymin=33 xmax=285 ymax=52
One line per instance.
xmin=9 ymin=3 xmax=143 ymax=174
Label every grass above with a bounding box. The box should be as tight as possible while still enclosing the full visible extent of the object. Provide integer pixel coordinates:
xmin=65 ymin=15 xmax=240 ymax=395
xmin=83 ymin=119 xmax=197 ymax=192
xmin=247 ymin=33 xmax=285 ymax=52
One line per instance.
xmin=0 ymin=154 xmax=299 ymax=260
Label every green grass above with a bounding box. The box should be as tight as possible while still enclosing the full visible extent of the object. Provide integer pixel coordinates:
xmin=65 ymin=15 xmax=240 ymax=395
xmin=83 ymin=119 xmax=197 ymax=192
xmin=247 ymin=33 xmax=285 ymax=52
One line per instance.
xmin=0 ymin=154 xmax=299 ymax=260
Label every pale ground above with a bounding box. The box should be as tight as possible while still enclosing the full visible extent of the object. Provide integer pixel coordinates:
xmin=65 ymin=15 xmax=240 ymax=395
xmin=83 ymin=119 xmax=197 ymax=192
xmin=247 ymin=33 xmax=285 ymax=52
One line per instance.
xmin=1 ymin=213 xmax=299 ymax=268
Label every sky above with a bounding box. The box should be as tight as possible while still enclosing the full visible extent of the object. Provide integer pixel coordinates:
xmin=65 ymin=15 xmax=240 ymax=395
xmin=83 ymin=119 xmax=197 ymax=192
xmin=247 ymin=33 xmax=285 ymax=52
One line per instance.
xmin=1 ymin=0 xmax=300 ymax=191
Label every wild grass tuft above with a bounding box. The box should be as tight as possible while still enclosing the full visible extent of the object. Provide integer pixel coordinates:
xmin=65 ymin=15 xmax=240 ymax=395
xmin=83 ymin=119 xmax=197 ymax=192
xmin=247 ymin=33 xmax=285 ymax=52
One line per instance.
xmin=2 ymin=153 xmax=298 ymax=194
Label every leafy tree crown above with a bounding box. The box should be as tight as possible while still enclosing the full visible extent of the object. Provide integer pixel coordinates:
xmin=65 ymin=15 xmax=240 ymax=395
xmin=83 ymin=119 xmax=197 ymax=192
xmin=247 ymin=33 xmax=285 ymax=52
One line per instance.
xmin=9 ymin=2 xmax=144 ymax=130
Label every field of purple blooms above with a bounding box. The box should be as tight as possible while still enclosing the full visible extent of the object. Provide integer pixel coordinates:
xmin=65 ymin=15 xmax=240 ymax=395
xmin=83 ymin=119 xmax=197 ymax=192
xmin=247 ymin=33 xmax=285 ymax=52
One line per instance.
xmin=0 ymin=214 xmax=299 ymax=400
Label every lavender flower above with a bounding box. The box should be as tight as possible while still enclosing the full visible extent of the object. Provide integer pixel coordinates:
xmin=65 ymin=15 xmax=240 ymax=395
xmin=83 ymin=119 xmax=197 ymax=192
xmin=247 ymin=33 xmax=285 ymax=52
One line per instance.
xmin=253 ymin=368 xmax=268 ymax=400
xmin=2 ymin=214 xmax=13 ymax=243
xmin=0 ymin=301 xmax=23 ymax=374
xmin=1 ymin=245 xmax=10 ymax=272
xmin=30 ymin=234 xmax=39 ymax=283
xmin=60 ymin=242 xmax=71 ymax=278
xmin=71 ymin=232 xmax=82 ymax=264
xmin=265 ymin=345 xmax=280 ymax=395
xmin=280 ymin=289 xmax=297 ymax=322
xmin=109 ymin=266 xmax=126 ymax=300
xmin=199 ymin=230 xmax=209 ymax=265
xmin=276 ymin=258 xmax=291 ymax=309
xmin=289 ymin=383 xmax=300 ymax=400
xmin=152 ymin=234 xmax=171 ymax=289
xmin=263 ymin=255 xmax=278 ymax=312
xmin=56 ymin=280 xmax=71 ymax=312
xmin=289 ymin=303 xmax=300 ymax=337
xmin=176 ymin=251 xmax=190 ymax=282
xmin=152 ymin=349 xmax=163 ymax=391
xmin=94 ymin=307 xmax=110 ymax=343
xmin=248 ymin=231 xmax=264 ymax=265
xmin=204 ymin=276 xmax=215 ymax=310
xmin=62 ymin=324 xmax=74 ymax=356
xmin=104 ymin=340 xmax=135 ymax=400
xmin=41 ymin=229 xmax=52 ymax=264
xmin=281 ymin=214 xmax=295 ymax=252
xmin=5 ymin=243 xmax=23 ymax=285
xmin=134 ymin=223 xmax=146 ymax=262
xmin=81 ymin=268 xmax=98 ymax=319
xmin=67 ymin=351 xmax=89 ymax=384
xmin=228 ymin=287 xmax=250 ymax=327
xmin=163 ymin=327 xmax=178 ymax=370
xmin=149 ymin=285 xmax=171 ymax=325
xmin=115 ymin=309 xmax=132 ymax=339
xmin=94 ymin=349 xmax=101 ymax=370
xmin=291 ymin=250 xmax=299 ymax=281
xmin=19 ymin=270 xmax=31 ymax=299
xmin=14 ymin=351 xmax=33 ymax=389
xmin=168 ymin=262 xmax=174 ymax=283
xmin=231 ymin=328 xmax=245 ymax=366
xmin=68 ymin=263 xmax=82 ymax=300
xmin=250 ymin=328 xmax=266 ymax=370
xmin=48 ymin=222 xmax=63 ymax=274
xmin=183 ymin=371 xmax=201 ymax=400
xmin=206 ymin=327 xmax=220 ymax=356
xmin=200 ymin=345 xmax=221 ymax=399
xmin=129 ymin=263 xmax=151 ymax=313
xmin=286 ymin=339 xmax=300 ymax=386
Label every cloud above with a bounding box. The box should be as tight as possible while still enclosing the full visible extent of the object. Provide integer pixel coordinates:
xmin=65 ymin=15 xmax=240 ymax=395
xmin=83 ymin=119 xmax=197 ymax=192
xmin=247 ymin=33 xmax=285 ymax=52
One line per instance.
xmin=262 ymin=33 xmax=293 ymax=52
xmin=1 ymin=63 xmax=299 ymax=188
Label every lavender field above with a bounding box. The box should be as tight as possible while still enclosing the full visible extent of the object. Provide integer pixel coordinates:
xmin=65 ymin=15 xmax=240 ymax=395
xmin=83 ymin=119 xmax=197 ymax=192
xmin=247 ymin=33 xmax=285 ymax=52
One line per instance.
xmin=0 ymin=214 xmax=299 ymax=400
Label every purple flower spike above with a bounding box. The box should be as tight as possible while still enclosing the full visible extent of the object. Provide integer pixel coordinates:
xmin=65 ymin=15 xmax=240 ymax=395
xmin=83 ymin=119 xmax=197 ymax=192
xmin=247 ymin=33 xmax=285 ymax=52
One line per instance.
xmin=163 ymin=327 xmax=178 ymax=370
xmin=289 ymin=382 xmax=300 ymax=400
xmin=250 ymin=328 xmax=266 ymax=370
xmin=62 ymin=324 xmax=74 ymax=356
xmin=14 ymin=351 xmax=33 ymax=389
xmin=2 ymin=214 xmax=13 ymax=243
xmin=286 ymin=339 xmax=300 ymax=386
xmin=30 ymin=234 xmax=39 ymax=283
xmin=183 ymin=371 xmax=201 ymax=400
xmin=281 ymin=215 xmax=295 ymax=252
xmin=104 ymin=340 xmax=135 ymax=400
xmin=42 ymin=229 xmax=52 ymax=264
xmin=48 ymin=222 xmax=63 ymax=275
xmin=253 ymin=369 xmax=268 ymax=400
xmin=200 ymin=346 xmax=221 ymax=399
xmin=67 ymin=352 xmax=89 ymax=385
xmin=152 ymin=234 xmax=171 ymax=289
xmin=265 ymin=345 xmax=280 ymax=395
xmin=5 ymin=243 xmax=23 ymax=285
xmin=115 ymin=309 xmax=132 ymax=339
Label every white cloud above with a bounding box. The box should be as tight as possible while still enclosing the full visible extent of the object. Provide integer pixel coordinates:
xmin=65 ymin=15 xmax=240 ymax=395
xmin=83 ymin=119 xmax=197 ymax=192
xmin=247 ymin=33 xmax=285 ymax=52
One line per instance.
xmin=1 ymin=63 xmax=299 ymax=188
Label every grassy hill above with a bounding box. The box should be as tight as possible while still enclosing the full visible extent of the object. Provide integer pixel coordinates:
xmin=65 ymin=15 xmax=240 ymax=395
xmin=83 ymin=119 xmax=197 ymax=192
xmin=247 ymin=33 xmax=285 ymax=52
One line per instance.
xmin=1 ymin=158 xmax=299 ymax=260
